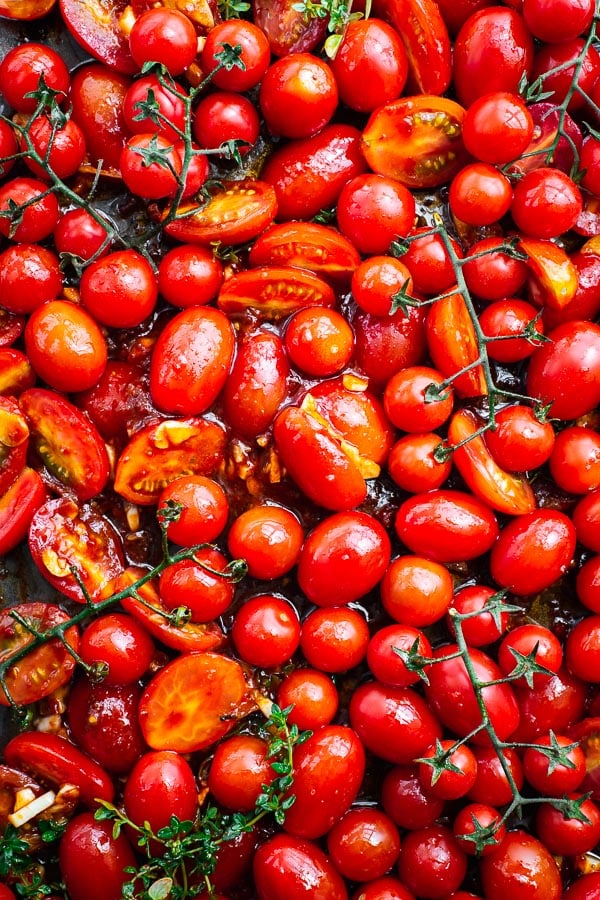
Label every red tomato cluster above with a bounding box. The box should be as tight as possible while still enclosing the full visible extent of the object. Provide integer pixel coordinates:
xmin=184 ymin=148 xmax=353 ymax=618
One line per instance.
xmin=1 ymin=0 xmax=600 ymax=898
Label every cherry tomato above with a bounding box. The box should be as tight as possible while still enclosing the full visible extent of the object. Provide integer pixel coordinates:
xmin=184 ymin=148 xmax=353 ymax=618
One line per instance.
xmin=452 ymin=803 xmax=506 ymax=856
xmin=549 ymin=426 xmax=600 ymax=494
xmin=124 ymin=750 xmax=198 ymax=835
xmin=67 ymin=679 xmax=147 ymax=775
xmin=490 ymin=509 xmax=576 ymax=596
xmin=138 ymin=652 xmax=251 ymax=753
xmin=260 ymin=53 xmax=338 ymax=139
xmin=480 ymin=830 xmax=562 ymax=900
xmin=511 ymin=168 xmax=582 ymax=239
xmin=384 ymin=366 xmax=453 ymax=432
xmin=0 ymin=42 xmax=69 ymax=111
xmin=297 ymin=511 xmax=391 ymax=606
xmin=208 ymin=734 xmax=274 ymax=813
xmin=227 ymin=504 xmax=304 ymax=581
xmin=523 ymin=733 xmax=586 ymax=796
xmin=498 ymin=623 xmax=563 ymax=686
xmin=387 ymin=432 xmax=453 ymax=492
xmin=222 ymin=330 xmax=289 ymax=436
xmin=282 ymin=725 xmax=365 ymax=840
xmin=513 ymin=667 xmax=587 ymax=742
xmin=402 ymin=227 xmax=462 ymax=296
xmin=202 ymin=19 xmax=270 ymax=92
xmin=0 ymin=602 xmax=78 ymax=706
xmin=382 ymin=764 xmax=445 ymax=830
xmin=284 ymin=306 xmax=354 ymax=377
xmin=53 ymin=208 xmax=111 ymax=261
xmin=349 ymin=681 xmax=442 ymax=764
xmin=124 ymin=74 xmax=187 ymax=142
xmin=158 ymin=474 xmax=228 ymax=547
xmin=510 ymin=101 xmax=582 ymax=178
xmin=468 ymin=746 xmax=524 ymax=805
xmin=527 ymin=322 xmax=600 ymax=420
xmin=0 ymin=176 xmax=59 ymax=242
xmin=462 ymin=91 xmax=533 ymax=164
xmin=327 ymin=808 xmax=401 ymax=883
xmin=361 ymin=96 xmax=467 ymax=189
xmin=397 ymin=825 xmax=468 ymax=899
xmin=261 ymin=124 xmax=367 ymax=221
xmin=0 ymin=466 xmax=46 ymax=556
xmin=4 ymin=731 xmax=114 ymax=806
xmin=129 ymin=7 xmax=197 ymax=75
xmin=59 ymin=812 xmax=137 ymax=900
xmin=28 ymin=496 xmax=124 ymax=603
xmin=523 ymin=0 xmax=594 ymax=41
xmin=231 ymin=594 xmax=301 ymax=667
xmin=367 ymin=624 xmax=432 ymax=687
xmin=337 ymin=174 xmax=416 ymax=256
xmin=573 ymin=489 xmax=600 ymax=552
xmin=426 ymin=293 xmax=488 ymax=398
xmin=300 ymin=606 xmax=369 ymax=673
xmin=80 ymin=249 xmax=158 ymax=328
xmin=479 ymin=299 xmax=545 ymax=363
xmin=253 ymin=833 xmax=348 ymax=900
xmin=193 ymin=90 xmax=260 ymax=154
xmin=21 ymin=113 xmax=86 ymax=180
xmin=485 ymin=405 xmax=555 ymax=473
xmin=159 ymin=548 xmax=235 ymax=624
xmin=563 ymin=874 xmax=600 ymax=900
xmin=158 ymin=245 xmax=224 ymax=309
xmin=576 ymin=555 xmax=600 ymax=611
xmin=79 ymin=612 xmax=155 ymax=685
xmin=120 ymin=132 xmax=182 ymax=199
xmin=24 ymin=299 xmax=107 ymax=393
xmin=395 ymin=490 xmax=499 ymax=563
xmin=353 ymin=305 xmax=427 ymax=387
xmin=0 ymin=244 xmax=62 ymax=315
xmin=532 ymin=37 xmax=600 ymax=112
xmin=249 ymin=222 xmax=360 ymax=285
xmin=20 ymin=388 xmax=109 ymax=501
xmin=330 ymin=18 xmax=408 ymax=113
xmin=69 ymin=63 xmax=132 ymax=169
xmin=419 ymin=739 xmax=478 ymax=800
xmin=381 ymin=555 xmax=453 ymax=627
xmin=450 ymin=163 xmax=513 ymax=226
xmin=462 ymin=237 xmax=528 ymax=302
xmin=276 ymin=668 xmax=339 ymax=731
xmin=448 ymin=584 xmax=509 ymax=647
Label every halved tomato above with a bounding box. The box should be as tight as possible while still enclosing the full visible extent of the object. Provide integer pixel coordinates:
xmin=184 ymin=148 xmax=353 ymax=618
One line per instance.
xmin=0 ymin=348 xmax=35 ymax=396
xmin=448 ymin=408 xmax=536 ymax=515
xmin=59 ymin=0 xmax=136 ymax=73
xmin=249 ymin=222 xmax=360 ymax=284
xmin=164 ymin=180 xmax=277 ymax=246
xmin=371 ymin=0 xmax=452 ymax=94
xmin=28 ymin=496 xmax=125 ymax=603
xmin=0 ymin=603 xmax=79 ymax=706
xmin=0 ymin=0 xmax=56 ymax=17
xmin=520 ymin=238 xmax=579 ymax=310
xmin=0 ymin=467 xmax=46 ymax=556
xmin=217 ymin=266 xmax=335 ymax=319
xmin=252 ymin=0 xmax=328 ymax=56
xmin=426 ymin=293 xmax=488 ymax=397
xmin=114 ymin=417 xmax=227 ymax=505
xmin=112 ymin=567 xmax=227 ymax=653
xmin=361 ymin=96 xmax=468 ymax=189
xmin=138 ymin=652 xmax=254 ymax=752
xmin=19 ymin=388 xmax=109 ymax=501
xmin=0 ymin=309 xmax=25 ymax=347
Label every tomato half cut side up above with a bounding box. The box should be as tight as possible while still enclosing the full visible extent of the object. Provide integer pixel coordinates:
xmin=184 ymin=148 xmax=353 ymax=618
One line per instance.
xmin=426 ymin=293 xmax=488 ymax=398
xmin=113 ymin=567 xmax=227 ymax=653
xmin=371 ymin=0 xmax=452 ymax=95
xmin=0 ymin=467 xmax=46 ymax=556
xmin=0 ymin=603 xmax=79 ymax=707
xmin=448 ymin=408 xmax=537 ymax=515
xmin=248 ymin=222 xmax=361 ymax=285
xmin=114 ymin=417 xmax=227 ymax=506
xmin=519 ymin=238 xmax=579 ymax=310
xmin=28 ymin=496 xmax=125 ymax=603
xmin=59 ymin=0 xmax=137 ymax=74
xmin=4 ymin=731 xmax=114 ymax=807
xmin=138 ymin=652 xmax=254 ymax=753
xmin=217 ymin=266 xmax=336 ymax=319
xmin=163 ymin=180 xmax=278 ymax=246
xmin=253 ymin=0 xmax=328 ymax=56
xmin=361 ymin=96 xmax=468 ymax=189
xmin=19 ymin=388 xmax=110 ymax=502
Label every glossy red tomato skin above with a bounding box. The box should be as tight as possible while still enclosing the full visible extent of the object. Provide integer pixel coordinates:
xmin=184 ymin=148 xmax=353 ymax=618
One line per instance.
xmin=462 ymin=91 xmax=533 ymax=164
xmin=120 ymin=132 xmax=182 ymax=199
xmin=349 ymin=681 xmax=442 ymax=764
xmin=222 ymin=330 xmax=289 ymax=437
xmin=330 ymin=18 xmax=408 ymax=113
xmin=277 ymin=669 xmax=339 ymax=731
xmin=462 ymin=237 xmax=528 ymax=301
xmin=67 ymin=679 xmax=147 ymax=775
xmin=424 ymin=645 xmax=520 ymax=744
xmin=468 ymin=745 xmax=524 ymax=806
xmin=328 ymin=808 xmax=401 ymax=883
xmin=395 ymin=490 xmax=499 ymax=563
xmin=480 ymin=830 xmax=562 ymax=900
xmin=54 ymin=208 xmax=110 ymax=261
xmin=24 ymin=299 xmax=107 ymax=393
xmin=284 ymin=306 xmax=354 ymax=376
xmin=208 ymin=734 xmax=273 ymax=813
xmin=397 ymin=825 xmax=468 ymax=899
xmin=498 ymin=623 xmax=563 ymax=686
xmin=0 ymin=244 xmax=62 ymax=315
xmin=484 ymin=405 xmax=555 ymax=472
xmin=300 ymin=606 xmax=369 ymax=673
xmin=231 ymin=594 xmax=301 ymax=667
xmin=150 ymin=306 xmax=234 ymax=415
xmin=336 ymin=173 xmax=416 ymax=256
xmin=297 ymin=511 xmax=391 ymax=606
xmin=426 ymin=293 xmax=487 ymax=398
xmin=227 ymin=504 xmax=304 ymax=581
xmin=69 ymin=64 xmax=132 ymax=169
xmin=513 ymin=667 xmax=587 ymax=743
xmin=129 ymin=7 xmax=197 ymax=75
xmin=79 ymin=612 xmax=155 ymax=685
xmin=511 ymin=168 xmax=582 ymax=238
xmin=5 ymin=731 xmax=114 ymax=806
xmin=59 ymin=812 xmax=137 ymax=900
xmin=249 ymin=221 xmax=360 ymax=285
xmin=22 ymin=114 xmax=86 ymax=181
xmin=0 ymin=467 xmax=46 ymax=556
xmin=202 ymin=19 xmax=271 ymax=92
xmin=0 ymin=177 xmax=60 ymax=242
xmin=282 ymin=725 xmax=366 ymax=839
xmin=124 ymin=750 xmax=198 ymax=834
xmin=260 ymin=53 xmax=338 ymax=139
xmin=80 ymin=249 xmax=158 ymax=329
xmin=453 ymin=8 xmax=534 ymax=107
xmin=549 ymin=426 xmax=600 ymax=494
xmin=28 ymin=496 xmax=124 ymax=603
xmin=490 ymin=509 xmax=576 ymax=596
xmin=261 ymin=124 xmax=368 ymax=221
xmin=479 ymin=299 xmax=544 ymax=363
xmin=573 ymin=489 xmax=600 ymax=552
xmin=159 ymin=549 xmax=235 ymax=624
xmin=165 ymin=180 xmax=277 ymax=246
xmin=158 ymin=475 xmax=229 ymax=547
xmin=273 ymin=405 xmax=368 ymax=511
xmin=527 ymin=321 xmax=600 ymax=420
xmin=523 ymin=733 xmax=586 ymax=796
xmin=382 ymin=764 xmax=445 ymax=830
xmin=532 ymin=38 xmax=600 ymax=112
xmin=253 ymin=833 xmax=349 ymax=900
xmin=564 ymin=874 xmax=600 ymax=900
xmin=449 ymin=163 xmax=513 ymax=226
xmin=0 ymin=42 xmax=69 ymax=112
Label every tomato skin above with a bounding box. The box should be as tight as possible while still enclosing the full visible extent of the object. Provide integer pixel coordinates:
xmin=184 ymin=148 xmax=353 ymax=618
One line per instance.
xmin=231 ymin=594 xmax=301 ymax=667
xmin=395 ymin=490 xmax=499 ymax=563
xmin=384 ymin=366 xmax=454 ymax=433
xmin=285 ymin=306 xmax=354 ymax=376
xmin=381 ymin=555 xmax=453 ymax=628
xmin=573 ymin=489 xmax=600 ymax=552
xmin=479 ymin=830 xmax=562 ymax=900
xmin=361 ymin=96 xmax=467 ymax=189
xmin=564 ymin=874 xmax=600 ymax=900
xmin=498 ymin=623 xmax=563 ymax=686
xmin=120 ymin=133 xmax=182 ymax=200
xmin=447 ymin=408 xmax=536 ymax=515
xmin=301 ymin=606 xmax=369 ymax=673
xmin=202 ymin=20 xmax=271 ymax=92
xmin=67 ymin=679 xmax=147 ymax=775
xmin=371 ymin=0 xmax=452 ymax=94
xmin=426 ymin=293 xmax=487 ymax=398
xmin=249 ymin=222 xmax=360 ymax=285
xmin=449 ymin=163 xmax=513 ymax=226
xmin=462 ymin=237 xmax=528 ymax=302
xmin=73 ymin=360 xmax=151 ymax=443
xmin=0 ymin=602 xmax=78 ymax=706
xmin=513 ymin=667 xmax=587 ymax=742
xmin=462 ymin=91 xmax=533 ymax=165
xmin=80 ymin=249 xmax=158 ymax=329
xmin=160 ymin=549 xmax=235 ymax=624
xmin=22 ymin=114 xmax=86 ymax=181
xmin=353 ymin=305 xmax=427 ymax=388
xmin=129 ymin=8 xmax=198 ymax=76
xmin=69 ymin=64 xmax=131 ymax=169
xmin=336 ymin=174 xmax=416 ymax=256
xmin=227 ymin=504 xmax=304 ymax=581
xmin=54 ymin=208 xmax=111 ymax=262
xmin=253 ymin=833 xmax=349 ymax=900
xmin=164 ymin=180 xmax=278 ymax=246
xmin=549 ymin=426 xmax=600 ymax=494
xmin=453 ymin=8 xmax=534 ymax=107
xmin=150 ymin=306 xmax=234 ymax=415
xmin=424 ymin=644 xmax=520 ymax=744
xmin=282 ymin=725 xmax=366 ymax=839
xmin=350 ymin=878 xmax=416 ymax=900
xmin=490 ymin=509 xmax=576 ymax=596
xmin=260 ymin=53 xmax=338 ymax=139
xmin=0 ymin=243 xmax=62 ymax=315
xmin=158 ymin=245 xmax=224 ymax=309
xmin=479 ymin=299 xmax=544 ymax=363
xmin=511 ymin=168 xmax=583 ymax=239
xmin=79 ymin=612 xmax=155 ymax=685
xmin=20 ymin=388 xmax=110 ymax=501
xmin=28 ymin=496 xmax=124 ymax=603
xmin=273 ymin=405 xmax=368 ymax=511
xmin=24 ymin=299 xmax=108 ymax=393
xmin=0 ymin=42 xmax=69 ymax=112
xmin=297 ymin=511 xmax=391 ymax=606
xmin=523 ymin=733 xmax=586 ymax=796
xmin=4 ymin=731 xmax=114 ymax=806
xmin=158 ymin=475 xmax=228 ymax=547
xmin=349 ymin=681 xmax=442 ymax=764
xmin=0 ymin=466 xmax=46 ymax=556
xmin=208 ymin=734 xmax=274 ymax=813
xmin=327 ymin=808 xmax=401 ymax=883
xmin=529 ymin=322 xmax=600 ymax=419
xmin=0 ymin=176 xmax=60 ymax=243
xmin=382 ymin=764 xmax=445 ymax=830
xmin=59 ymin=812 xmax=137 ymax=900
xmin=124 ymin=750 xmax=198 ymax=834
xmin=367 ymin=624 xmax=432 ymax=687
xmin=218 ymin=265 xmax=335 ymax=320
xmin=261 ymin=124 xmax=368 ymax=221
xmin=397 ymin=825 xmax=468 ymax=899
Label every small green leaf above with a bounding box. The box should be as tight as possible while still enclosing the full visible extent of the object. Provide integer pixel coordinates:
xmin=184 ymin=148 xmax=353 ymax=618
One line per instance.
xmin=149 ymin=877 xmax=174 ymax=899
